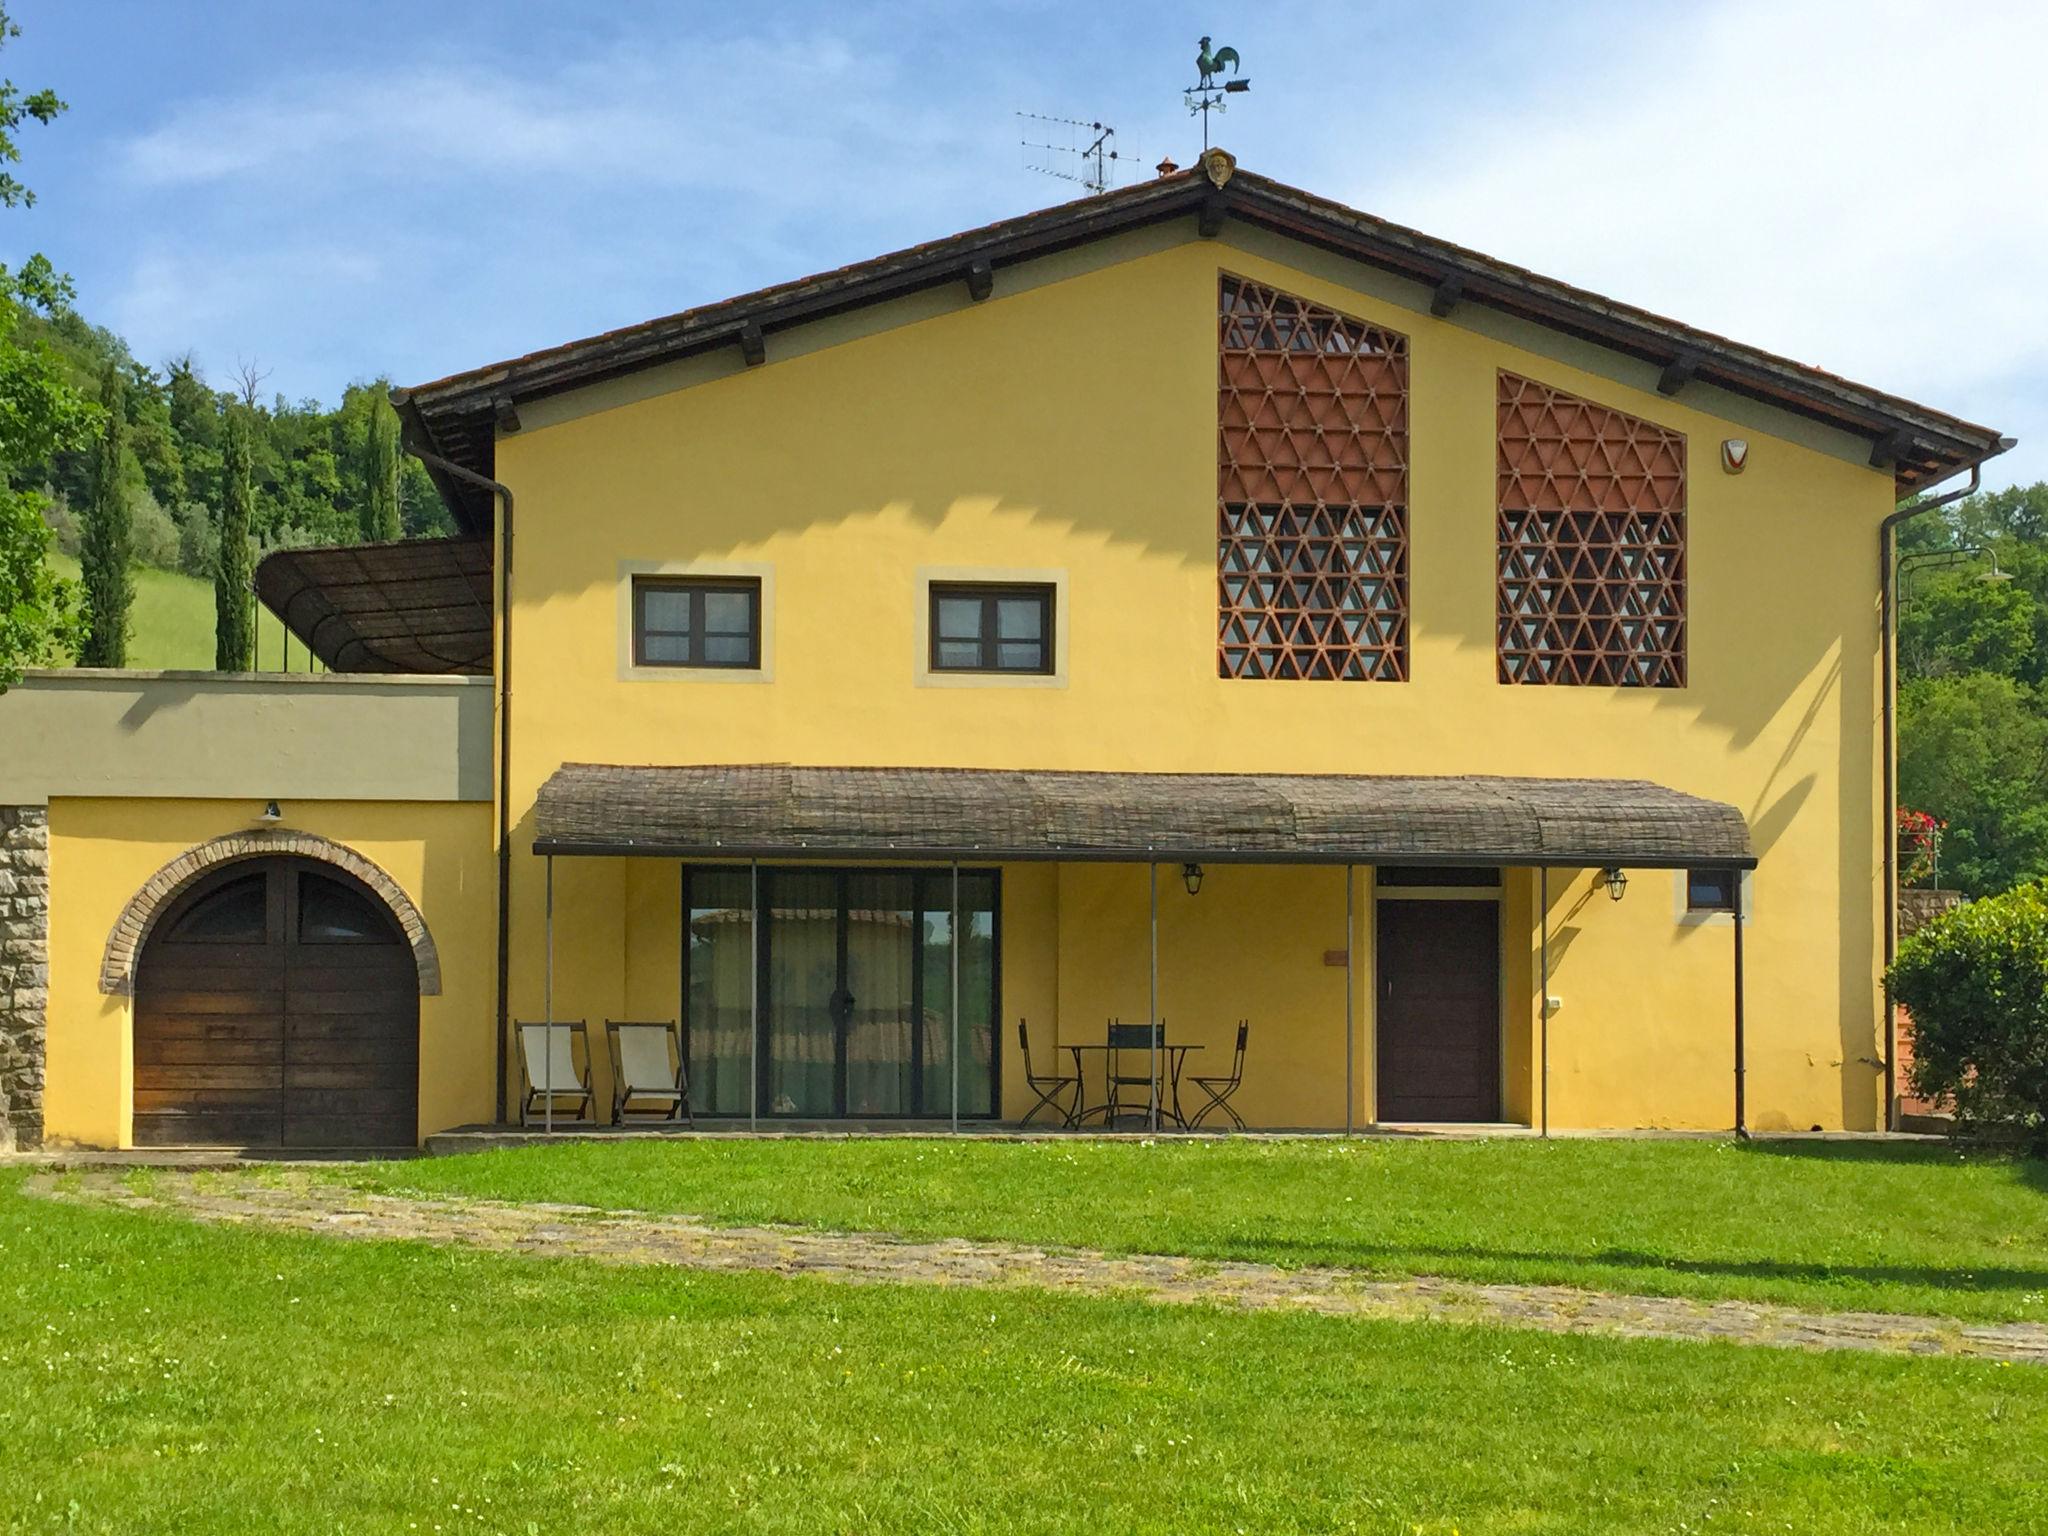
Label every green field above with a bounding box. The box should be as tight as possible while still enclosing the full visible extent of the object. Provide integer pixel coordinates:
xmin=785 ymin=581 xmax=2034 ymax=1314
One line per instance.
xmin=46 ymin=552 xmax=310 ymax=672
xmin=343 ymin=1136 xmax=2048 ymax=1323
xmin=4 ymin=1165 xmax=2044 ymax=1534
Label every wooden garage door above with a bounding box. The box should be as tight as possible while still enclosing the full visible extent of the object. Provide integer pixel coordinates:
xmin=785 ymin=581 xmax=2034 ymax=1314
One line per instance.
xmin=1375 ymin=898 xmax=1501 ymax=1122
xmin=134 ymin=858 xmax=419 ymax=1148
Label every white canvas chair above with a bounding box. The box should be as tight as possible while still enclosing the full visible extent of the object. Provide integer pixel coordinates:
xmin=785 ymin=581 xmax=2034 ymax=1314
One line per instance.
xmin=606 ymin=1019 xmax=692 ymax=1126
xmin=518 ymin=1020 xmax=596 ymax=1126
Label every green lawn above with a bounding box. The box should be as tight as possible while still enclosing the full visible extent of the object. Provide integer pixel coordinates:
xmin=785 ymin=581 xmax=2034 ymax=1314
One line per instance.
xmin=2 ymin=1168 xmax=2044 ymax=1534
xmin=46 ymin=553 xmax=305 ymax=672
xmin=341 ymin=1137 xmax=2048 ymax=1323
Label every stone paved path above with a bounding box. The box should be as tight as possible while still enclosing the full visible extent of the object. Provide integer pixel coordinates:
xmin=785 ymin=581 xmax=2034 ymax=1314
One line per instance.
xmin=32 ymin=1170 xmax=2048 ymax=1366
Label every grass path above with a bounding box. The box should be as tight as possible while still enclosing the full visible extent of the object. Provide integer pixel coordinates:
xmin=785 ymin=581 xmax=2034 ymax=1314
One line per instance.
xmin=40 ymin=1170 xmax=2048 ymax=1364
xmin=5 ymin=1167 xmax=2047 ymax=1533
xmin=340 ymin=1135 xmax=2048 ymax=1323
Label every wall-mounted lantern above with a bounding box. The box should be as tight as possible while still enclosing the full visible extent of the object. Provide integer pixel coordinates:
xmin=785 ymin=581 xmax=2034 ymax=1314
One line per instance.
xmin=1601 ymin=866 xmax=1629 ymax=902
xmin=1181 ymin=862 xmax=1205 ymax=897
xmin=259 ymin=800 xmax=284 ymax=823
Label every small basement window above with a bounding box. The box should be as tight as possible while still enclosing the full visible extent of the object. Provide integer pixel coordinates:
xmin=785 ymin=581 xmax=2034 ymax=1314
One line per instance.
xmin=632 ymin=576 xmax=761 ymax=669
xmin=929 ymin=582 xmax=1054 ymax=674
xmin=1686 ymin=867 xmax=1739 ymax=913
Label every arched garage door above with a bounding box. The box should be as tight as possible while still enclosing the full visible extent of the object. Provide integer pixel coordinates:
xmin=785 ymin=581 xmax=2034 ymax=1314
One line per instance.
xmin=134 ymin=857 xmax=419 ymax=1148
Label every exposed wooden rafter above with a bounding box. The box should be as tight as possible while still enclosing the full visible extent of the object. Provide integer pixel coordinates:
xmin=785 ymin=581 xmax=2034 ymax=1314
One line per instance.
xmin=965 ymin=259 xmax=994 ymax=302
xmin=1657 ymin=351 xmax=1701 ymax=396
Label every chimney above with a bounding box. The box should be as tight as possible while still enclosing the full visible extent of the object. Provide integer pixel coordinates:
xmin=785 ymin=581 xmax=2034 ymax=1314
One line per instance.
xmin=1155 ymin=155 xmax=1179 ymax=178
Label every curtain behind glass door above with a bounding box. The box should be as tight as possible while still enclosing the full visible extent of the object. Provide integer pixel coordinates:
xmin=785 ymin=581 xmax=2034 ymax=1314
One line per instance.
xmin=919 ymin=872 xmax=997 ymax=1117
xmin=766 ymin=871 xmax=838 ymax=1116
xmin=844 ymin=873 xmax=916 ymax=1115
xmin=683 ymin=871 xmax=753 ymax=1116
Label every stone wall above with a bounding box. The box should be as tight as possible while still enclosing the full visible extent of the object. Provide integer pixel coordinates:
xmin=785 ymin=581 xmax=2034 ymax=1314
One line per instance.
xmin=0 ymin=805 xmax=47 ymax=1150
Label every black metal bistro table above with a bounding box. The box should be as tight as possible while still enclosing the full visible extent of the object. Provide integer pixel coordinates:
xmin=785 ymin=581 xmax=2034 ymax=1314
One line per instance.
xmin=1066 ymin=1042 xmax=1202 ymax=1129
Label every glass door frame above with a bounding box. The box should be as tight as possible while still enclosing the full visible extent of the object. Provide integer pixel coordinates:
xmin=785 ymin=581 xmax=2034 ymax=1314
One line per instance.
xmin=679 ymin=863 xmax=1003 ymax=1120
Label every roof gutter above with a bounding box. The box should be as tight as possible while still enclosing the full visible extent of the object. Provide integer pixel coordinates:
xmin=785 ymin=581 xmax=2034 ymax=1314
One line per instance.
xmin=400 ymin=430 xmax=516 ymax=1126
xmin=1879 ymin=445 xmax=2010 ymax=1127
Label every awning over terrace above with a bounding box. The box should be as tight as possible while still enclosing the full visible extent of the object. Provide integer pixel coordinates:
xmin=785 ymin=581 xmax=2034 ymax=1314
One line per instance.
xmin=254 ymin=536 xmax=493 ymax=675
xmin=529 ymin=762 xmax=1755 ymax=869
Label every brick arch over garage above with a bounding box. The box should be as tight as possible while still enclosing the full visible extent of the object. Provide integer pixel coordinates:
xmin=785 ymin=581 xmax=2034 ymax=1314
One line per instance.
xmin=101 ymin=830 xmax=442 ymax=997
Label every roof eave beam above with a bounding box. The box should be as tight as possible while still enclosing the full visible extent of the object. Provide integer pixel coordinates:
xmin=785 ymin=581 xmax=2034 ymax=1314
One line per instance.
xmin=1657 ymin=350 xmax=1701 ymax=396
xmin=737 ymin=322 xmax=767 ymax=368
xmin=965 ymin=259 xmax=994 ymax=302
xmin=1429 ymin=273 xmax=1464 ymax=318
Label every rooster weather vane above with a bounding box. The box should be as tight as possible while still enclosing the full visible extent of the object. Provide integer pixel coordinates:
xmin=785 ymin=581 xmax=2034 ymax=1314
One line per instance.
xmin=1186 ymin=35 xmax=1250 ymax=151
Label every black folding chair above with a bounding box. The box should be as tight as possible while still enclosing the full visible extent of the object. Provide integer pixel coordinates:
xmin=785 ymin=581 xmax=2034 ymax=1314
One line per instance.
xmin=1189 ymin=1020 xmax=1249 ymax=1131
xmin=1101 ymin=1019 xmax=1167 ymax=1129
xmin=1016 ymin=1019 xmax=1080 ymax=1127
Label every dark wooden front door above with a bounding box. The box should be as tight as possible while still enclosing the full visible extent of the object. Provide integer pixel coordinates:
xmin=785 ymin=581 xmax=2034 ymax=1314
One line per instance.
xmin=133 ymin=858 xmax=419 ymax=1148
xmin=1375 ymin=899 xmax=1500 ymax=1122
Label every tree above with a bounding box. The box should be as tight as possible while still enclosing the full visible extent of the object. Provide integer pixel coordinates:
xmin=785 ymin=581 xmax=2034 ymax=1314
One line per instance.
xmin=359 ymin=394 xmax=401 ymax=541
xmin=76 ymin=360 xmax=130 ymax=666
xmin=1898 ymin=672 xmax=2048 ymax=896
xmin=214 ymin=406 xmax=254 ymax=670
xmin=0 ymin=6 xmax=96 ymax=689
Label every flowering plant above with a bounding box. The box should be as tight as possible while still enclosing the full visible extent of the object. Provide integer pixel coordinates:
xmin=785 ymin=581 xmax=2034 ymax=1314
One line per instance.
xmin=1897 ymin=806 xmax=1946 ymax=887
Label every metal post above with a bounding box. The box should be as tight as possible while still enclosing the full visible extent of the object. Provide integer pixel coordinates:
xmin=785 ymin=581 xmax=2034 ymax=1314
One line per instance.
xmin=950 ymin=860 xmax=961 ymax=1135
xmin=1344 ymin=865 xmax=1355 ymax=1136
xmin=544 ymin=854 xmax=554 ymax=1135
xmin=1734 ymin=892 xmax=1748 ymax=1141
xmin=1148 ymin=861 xmax=1159 ymax=1132
xmin=1539 ymin=867 xmax=1549 ymax=1140
xmin=750 ymin=860 xmax=760 ymax=1133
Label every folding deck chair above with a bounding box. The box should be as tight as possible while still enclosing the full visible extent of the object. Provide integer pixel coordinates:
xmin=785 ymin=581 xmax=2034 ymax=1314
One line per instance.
xmin=606 ymin=1019 xmax=693 ymax=1126
xmin=517 ymin=1020 xmax=597 ymax=1127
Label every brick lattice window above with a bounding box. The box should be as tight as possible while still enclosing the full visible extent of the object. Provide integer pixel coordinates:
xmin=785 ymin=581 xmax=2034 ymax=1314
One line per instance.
xmin=1218 ymin=276 xmax=1409 ymax=681
xmin=1496 ymin=372 xmax=1687 ymax=687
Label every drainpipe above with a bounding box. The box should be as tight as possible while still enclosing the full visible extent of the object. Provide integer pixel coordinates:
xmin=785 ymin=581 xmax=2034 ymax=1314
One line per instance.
xmin=1879 ymin=451 xmax=2004 ymax=1128
xmin=401 ymin=437 xmax=517 ymax=1125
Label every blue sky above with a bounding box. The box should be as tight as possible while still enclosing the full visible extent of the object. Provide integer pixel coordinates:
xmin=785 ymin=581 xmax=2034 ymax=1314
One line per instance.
xmin=11 ymin=0 xmax=2044 ymax=487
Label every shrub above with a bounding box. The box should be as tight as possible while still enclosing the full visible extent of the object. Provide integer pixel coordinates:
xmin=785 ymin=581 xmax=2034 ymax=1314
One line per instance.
xmin=128 ymin=487 xmax=180 ymax=570
xmin=1888 ymin=881 xmax=2048 ymax=1147
xmin=173 ymin=498 xmax=218 ymax=578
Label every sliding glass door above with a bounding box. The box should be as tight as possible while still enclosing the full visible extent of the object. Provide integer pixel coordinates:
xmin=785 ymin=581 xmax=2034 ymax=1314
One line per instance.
xmin=682 ymin=867 xmax=999 ymax=1118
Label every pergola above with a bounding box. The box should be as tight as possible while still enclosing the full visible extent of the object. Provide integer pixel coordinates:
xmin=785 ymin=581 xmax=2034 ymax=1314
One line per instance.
xmin=526 ymin=763 xmax=1758 ymax=1136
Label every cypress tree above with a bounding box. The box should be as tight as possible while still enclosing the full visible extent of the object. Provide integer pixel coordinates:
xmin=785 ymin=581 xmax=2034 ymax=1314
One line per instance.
xmin=76 ymin=362 xmax=131 ymax=667
xmin=214 ymin=406 xmax=255 ymax=670
xmin=360 ymin=397 xmax=401 ymax=542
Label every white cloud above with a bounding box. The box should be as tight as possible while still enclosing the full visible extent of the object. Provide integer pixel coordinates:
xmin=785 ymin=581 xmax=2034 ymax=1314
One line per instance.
xmin=1365 ymin=0 xmax=2048 ymax=424
xmin=118 ymin=30 xmax=958 ymax=213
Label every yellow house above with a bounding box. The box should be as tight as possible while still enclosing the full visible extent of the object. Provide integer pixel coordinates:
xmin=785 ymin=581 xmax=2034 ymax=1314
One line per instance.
xmin=0 ymin=150 xmax=2011 ymax=1149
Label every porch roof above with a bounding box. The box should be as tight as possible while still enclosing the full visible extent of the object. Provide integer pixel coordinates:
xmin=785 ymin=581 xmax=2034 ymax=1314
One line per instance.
xmin=530 ymin=763 xmax=1756 ymax=869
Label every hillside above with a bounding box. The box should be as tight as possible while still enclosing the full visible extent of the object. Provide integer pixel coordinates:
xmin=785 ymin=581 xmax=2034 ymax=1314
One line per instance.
xmin=46 ymin=554 xmax=312 ymax=673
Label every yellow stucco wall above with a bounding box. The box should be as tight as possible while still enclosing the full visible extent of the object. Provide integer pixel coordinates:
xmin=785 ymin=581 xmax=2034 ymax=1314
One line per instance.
xmin=41 ymin=797 xmax=495 ymax=1148
xmin=490 ymin=226 xmax=1891 ymax=1131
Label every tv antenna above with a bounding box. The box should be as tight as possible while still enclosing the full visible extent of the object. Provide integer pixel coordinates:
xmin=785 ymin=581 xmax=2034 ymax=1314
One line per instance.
xmin=1186 ymin=35 xmax=1251 ymax=151
xmin=1017 ymin=114 xmax=1138 ymax=195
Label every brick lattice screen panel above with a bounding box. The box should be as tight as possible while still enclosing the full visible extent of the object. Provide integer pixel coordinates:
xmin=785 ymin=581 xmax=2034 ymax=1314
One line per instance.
xmin=1218 ymin=276 xmax=1409 ymax=681
xmin=1496 ymin=372 xmax=1687 ymax=686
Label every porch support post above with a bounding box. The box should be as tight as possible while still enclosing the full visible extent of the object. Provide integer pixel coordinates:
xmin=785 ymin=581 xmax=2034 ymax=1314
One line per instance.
xmin=1148 ymin=860 xmax=1159 ymax=1133
xmin=951 ymin=860 xmax=961 ymax=1135
xmin=1734 ymin=890 xmax=1749 ymax=1140
xmin=749 ymin=860 xmax=760 ymax=1133
xmin=544 ymin=853 xmax=554 ymax=1135
xmin=1344 ymin=864 xmax=1355 ymax=1137
xmin=1538 ymin=866 xmax=1549 ymax=1140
